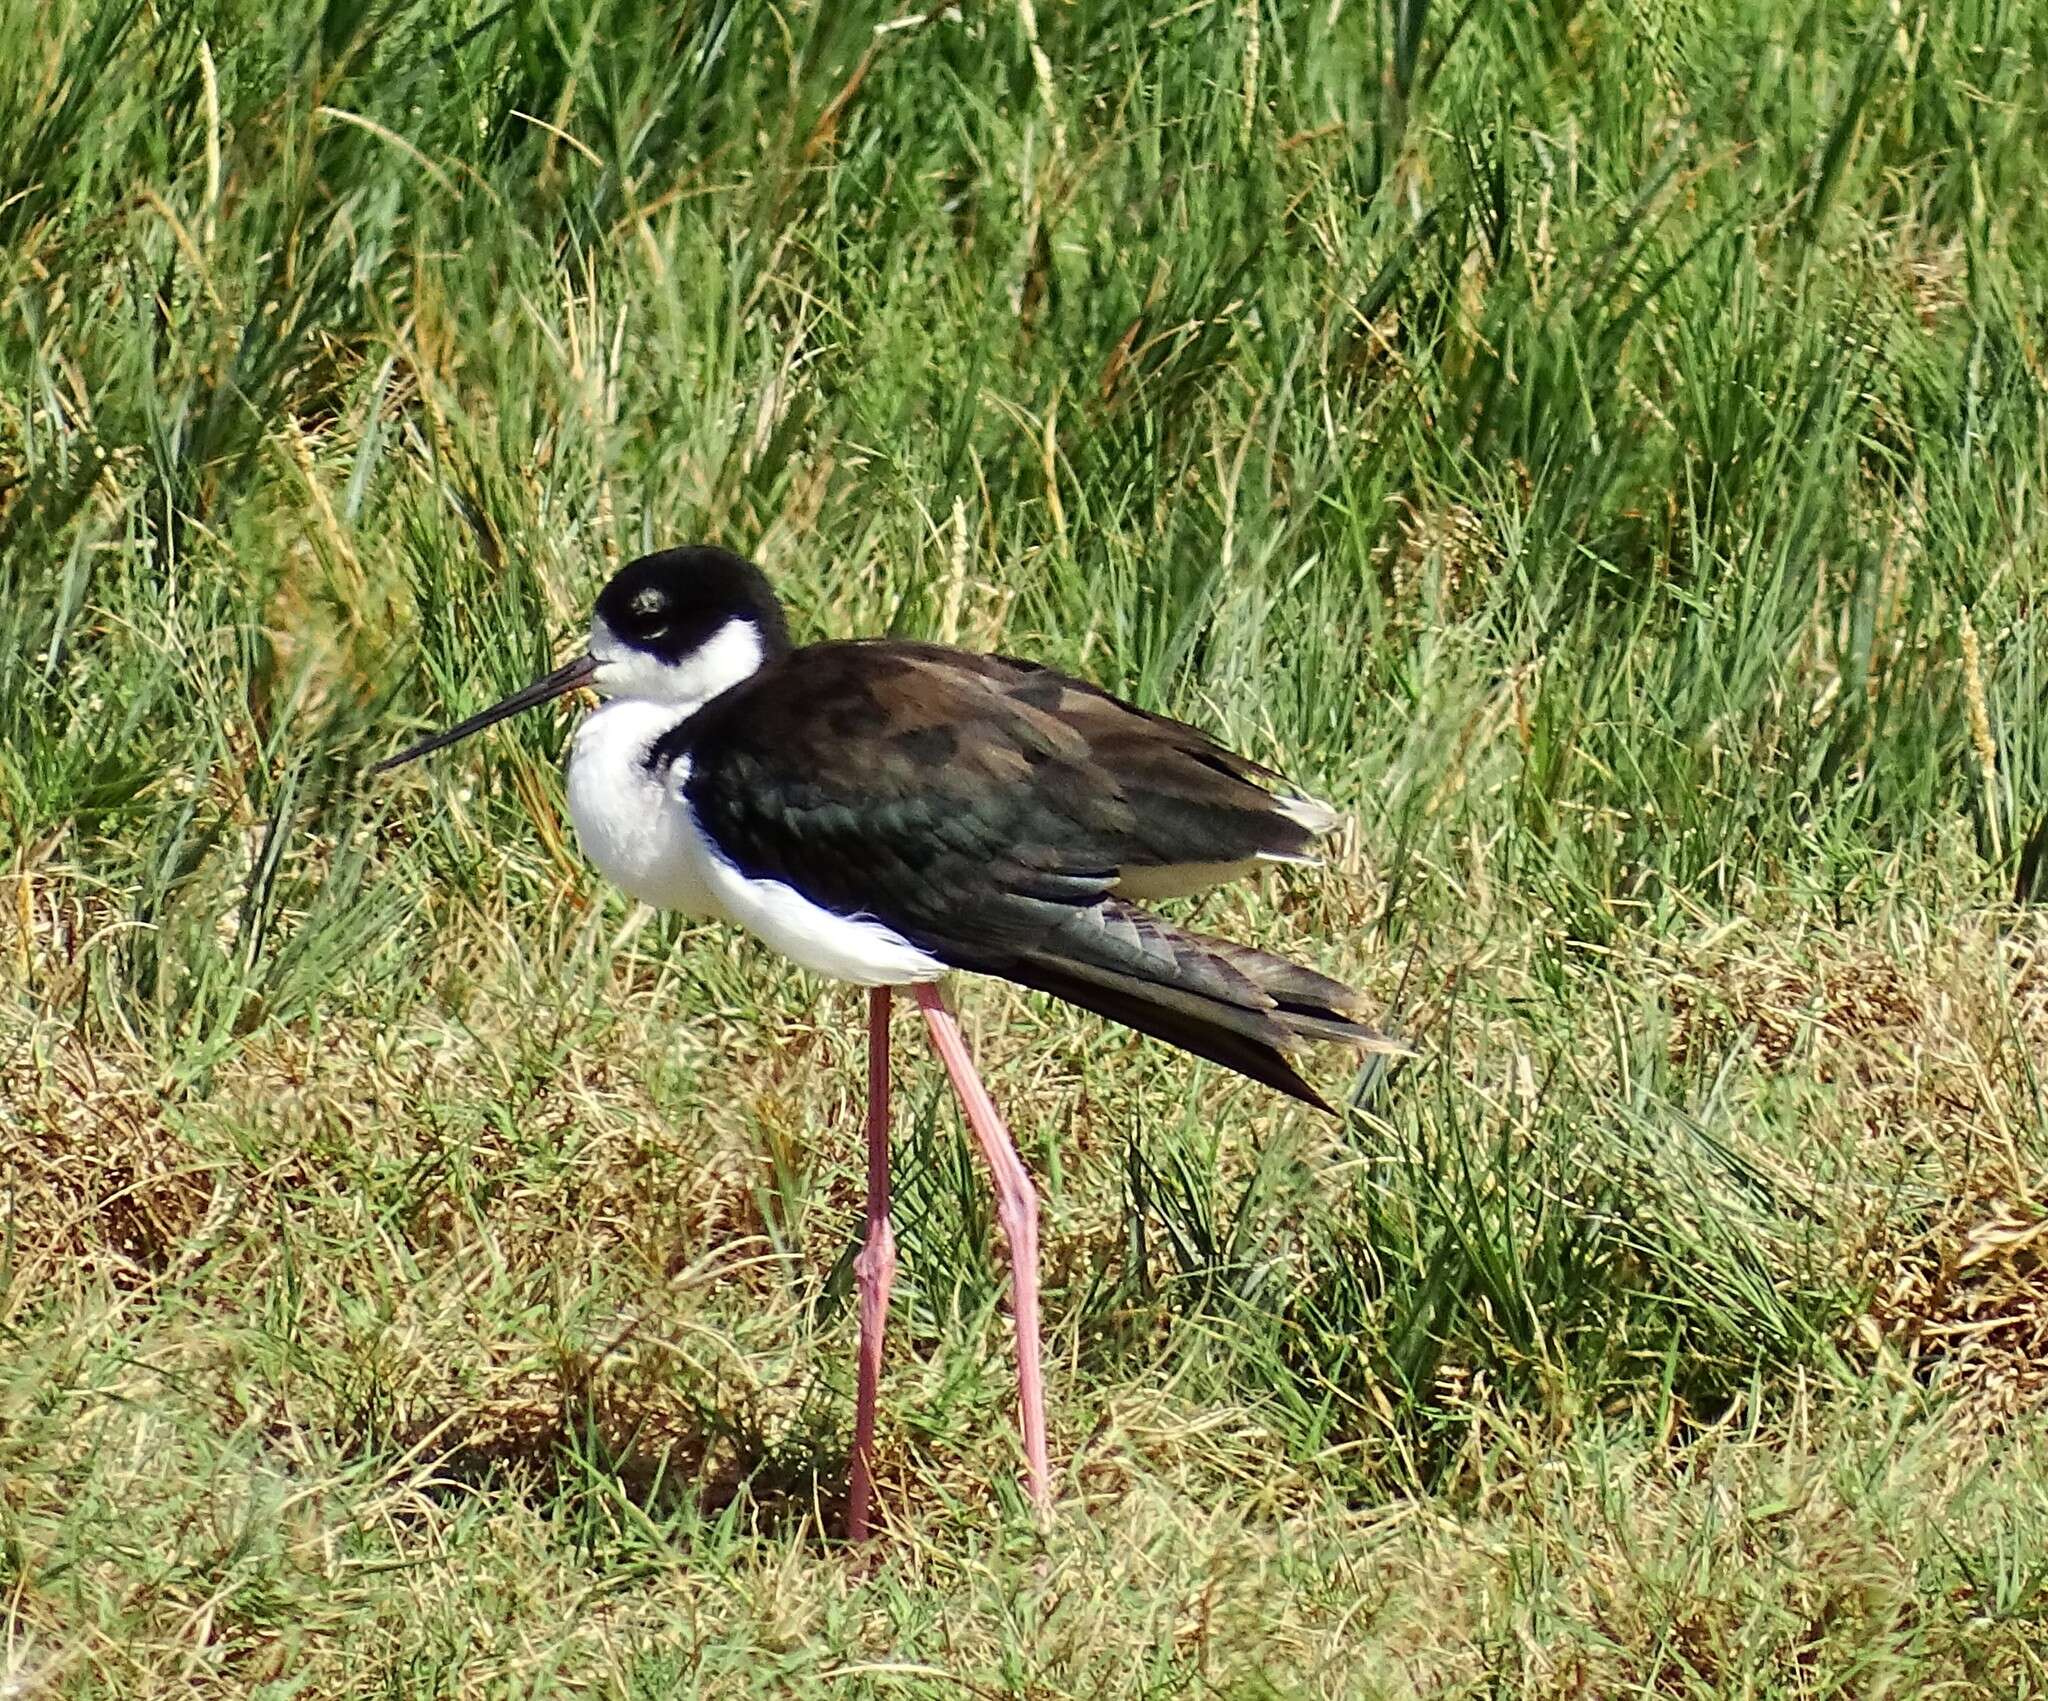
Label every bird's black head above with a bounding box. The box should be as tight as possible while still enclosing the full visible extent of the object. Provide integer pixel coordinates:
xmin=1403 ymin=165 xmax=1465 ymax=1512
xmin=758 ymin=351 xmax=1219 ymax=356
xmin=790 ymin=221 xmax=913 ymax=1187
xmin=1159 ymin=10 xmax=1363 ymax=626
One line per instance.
xmin=588 ymin=546 xmax=792 ymax=709
xmin=370 ymin=545 xmax=791 ymax=775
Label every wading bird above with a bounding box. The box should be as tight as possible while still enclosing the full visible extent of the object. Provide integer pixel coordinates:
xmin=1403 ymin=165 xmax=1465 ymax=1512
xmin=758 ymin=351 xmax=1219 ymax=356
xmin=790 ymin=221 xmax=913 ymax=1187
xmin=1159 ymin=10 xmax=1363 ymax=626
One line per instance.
xmin=376 ymin=546 xmax=1395 ymax=1539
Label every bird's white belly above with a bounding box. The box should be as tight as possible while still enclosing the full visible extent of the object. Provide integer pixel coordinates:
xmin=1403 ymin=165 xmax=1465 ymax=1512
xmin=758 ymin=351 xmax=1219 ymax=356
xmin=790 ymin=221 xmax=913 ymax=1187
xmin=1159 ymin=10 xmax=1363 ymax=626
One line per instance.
xmin=566 ymin=699 xmax=944 ymax=987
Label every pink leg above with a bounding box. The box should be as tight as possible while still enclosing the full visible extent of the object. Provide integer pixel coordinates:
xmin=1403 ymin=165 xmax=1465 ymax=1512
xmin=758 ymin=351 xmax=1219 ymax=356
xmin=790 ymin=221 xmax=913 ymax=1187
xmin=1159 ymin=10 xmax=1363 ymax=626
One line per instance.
xmin=846 ymin=986 xmax=895 ymax=1543
xmin=912 ymin=982 xmax=1052 ymax=1518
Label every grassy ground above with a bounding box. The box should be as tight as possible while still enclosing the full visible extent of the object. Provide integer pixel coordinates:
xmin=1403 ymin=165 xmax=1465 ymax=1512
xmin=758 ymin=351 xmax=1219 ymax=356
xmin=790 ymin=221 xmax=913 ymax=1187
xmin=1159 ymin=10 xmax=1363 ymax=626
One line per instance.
xmin=5 ymin=0 xmax=2048 ymax=1693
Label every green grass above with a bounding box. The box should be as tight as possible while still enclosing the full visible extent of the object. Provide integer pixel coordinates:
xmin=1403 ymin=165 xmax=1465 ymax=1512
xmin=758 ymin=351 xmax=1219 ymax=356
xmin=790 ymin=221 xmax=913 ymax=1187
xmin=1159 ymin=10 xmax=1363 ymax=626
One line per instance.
xmin=5 ymin=0 xmax=2048 ymax=1692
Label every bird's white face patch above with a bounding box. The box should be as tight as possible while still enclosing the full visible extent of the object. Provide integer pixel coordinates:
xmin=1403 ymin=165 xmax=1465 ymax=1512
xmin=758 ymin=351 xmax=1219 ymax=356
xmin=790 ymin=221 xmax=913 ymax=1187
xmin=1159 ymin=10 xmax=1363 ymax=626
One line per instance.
xmin=588 ymin=612 xmax=766 ymax=715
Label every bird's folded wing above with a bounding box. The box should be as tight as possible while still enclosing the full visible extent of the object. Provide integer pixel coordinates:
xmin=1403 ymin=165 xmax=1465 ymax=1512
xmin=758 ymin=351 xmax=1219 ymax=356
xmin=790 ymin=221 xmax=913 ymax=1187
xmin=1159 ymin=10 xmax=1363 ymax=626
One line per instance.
xmin=677 ymin=639 xmax=1340 ymax=947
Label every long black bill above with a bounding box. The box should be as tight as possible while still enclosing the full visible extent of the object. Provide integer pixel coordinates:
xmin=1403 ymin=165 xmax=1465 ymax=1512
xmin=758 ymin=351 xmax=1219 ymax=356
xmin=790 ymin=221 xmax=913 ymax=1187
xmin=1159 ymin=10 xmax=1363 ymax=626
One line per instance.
xmin=371 ymin=653 xmax=599 ymax=774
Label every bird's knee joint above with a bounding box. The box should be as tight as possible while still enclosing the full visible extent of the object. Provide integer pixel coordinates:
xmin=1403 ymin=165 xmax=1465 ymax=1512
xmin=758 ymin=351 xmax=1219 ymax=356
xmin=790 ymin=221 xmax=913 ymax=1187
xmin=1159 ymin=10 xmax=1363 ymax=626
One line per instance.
xmin=856 ymin=1222 xmax=898 ymax=1283
xmin=994 ymin=1191 xmax=1038 ymax=1253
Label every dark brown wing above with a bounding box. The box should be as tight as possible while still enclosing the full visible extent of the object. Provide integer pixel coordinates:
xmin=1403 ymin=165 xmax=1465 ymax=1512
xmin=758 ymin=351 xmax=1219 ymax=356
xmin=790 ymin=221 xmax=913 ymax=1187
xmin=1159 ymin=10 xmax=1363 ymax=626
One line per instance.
xmin=694 ymin=638 xmax=1329 ymax=866
xmin=672 ymin=641 xmax=1385 ymax=1107
xmin=929 ymin=645 xmax=1341 ymax=894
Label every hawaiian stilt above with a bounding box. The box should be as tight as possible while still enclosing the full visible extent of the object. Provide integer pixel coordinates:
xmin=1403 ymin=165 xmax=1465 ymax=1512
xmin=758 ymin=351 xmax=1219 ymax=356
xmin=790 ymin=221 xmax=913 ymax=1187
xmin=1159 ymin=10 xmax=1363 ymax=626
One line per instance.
xmin=375 ymin=545 xmax=1398 ymax=1538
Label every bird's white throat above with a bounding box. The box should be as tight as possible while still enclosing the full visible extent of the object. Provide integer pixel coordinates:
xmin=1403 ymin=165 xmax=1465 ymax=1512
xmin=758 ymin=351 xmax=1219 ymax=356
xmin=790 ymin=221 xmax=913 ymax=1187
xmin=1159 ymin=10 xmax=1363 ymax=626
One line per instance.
xmin=589 ymin=613 xmax=767 ymax=716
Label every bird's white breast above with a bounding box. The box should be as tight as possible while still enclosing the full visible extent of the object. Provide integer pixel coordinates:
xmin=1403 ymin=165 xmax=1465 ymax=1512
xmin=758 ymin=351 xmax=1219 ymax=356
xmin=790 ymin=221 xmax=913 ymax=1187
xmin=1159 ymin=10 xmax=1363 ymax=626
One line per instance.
xmin=565 ymin=698 xmax=944 ymax=987
xmin=567 ymin=698 xmax=718 ymax=913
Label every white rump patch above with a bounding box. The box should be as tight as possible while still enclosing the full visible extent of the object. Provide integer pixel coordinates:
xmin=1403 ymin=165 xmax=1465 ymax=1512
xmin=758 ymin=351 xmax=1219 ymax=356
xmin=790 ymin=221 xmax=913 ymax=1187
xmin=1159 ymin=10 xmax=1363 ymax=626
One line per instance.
xmin=1275 ymin=791 xmax=1342 ymax=836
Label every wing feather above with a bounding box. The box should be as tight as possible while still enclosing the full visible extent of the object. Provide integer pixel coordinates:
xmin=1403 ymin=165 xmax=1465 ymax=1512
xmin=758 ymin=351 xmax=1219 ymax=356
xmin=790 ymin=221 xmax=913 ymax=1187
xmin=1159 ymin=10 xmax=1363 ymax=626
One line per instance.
xmin=670 ymin=642 xmax=1390 ymax=1106
xmin=676 ymin=640 xmax=1337 ymax=914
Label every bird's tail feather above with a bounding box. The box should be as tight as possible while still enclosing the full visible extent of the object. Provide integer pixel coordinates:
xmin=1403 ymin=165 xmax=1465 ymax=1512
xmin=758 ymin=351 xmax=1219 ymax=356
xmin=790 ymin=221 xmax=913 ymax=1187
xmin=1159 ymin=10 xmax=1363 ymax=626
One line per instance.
xmin=983 ymin=900 xmax=1406 ymax=1113
xmin=996 ymin=953 xmax=1336 ymax=1109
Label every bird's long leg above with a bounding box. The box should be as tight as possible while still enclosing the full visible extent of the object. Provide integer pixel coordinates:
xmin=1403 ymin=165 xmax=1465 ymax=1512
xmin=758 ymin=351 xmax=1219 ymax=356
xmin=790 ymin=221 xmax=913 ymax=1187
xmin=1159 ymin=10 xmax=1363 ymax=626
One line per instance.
xmin=911 ymin=982 xmax=1052 ymax=1517
xmin=846 ymin=985 xmax=896 ymax=1543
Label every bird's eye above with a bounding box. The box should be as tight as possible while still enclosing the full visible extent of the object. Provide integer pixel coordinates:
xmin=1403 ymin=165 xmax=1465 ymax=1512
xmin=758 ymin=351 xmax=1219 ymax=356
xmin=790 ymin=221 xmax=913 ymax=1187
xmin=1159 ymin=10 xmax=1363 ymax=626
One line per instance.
xmin=626 ymin=588 xmax=669 ymax=634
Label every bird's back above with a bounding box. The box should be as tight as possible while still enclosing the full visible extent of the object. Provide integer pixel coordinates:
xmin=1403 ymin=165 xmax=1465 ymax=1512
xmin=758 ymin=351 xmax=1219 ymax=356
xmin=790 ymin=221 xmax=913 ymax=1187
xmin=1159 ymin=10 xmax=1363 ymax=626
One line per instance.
xmin=670 ymin=638 xmax=1334 ymax=904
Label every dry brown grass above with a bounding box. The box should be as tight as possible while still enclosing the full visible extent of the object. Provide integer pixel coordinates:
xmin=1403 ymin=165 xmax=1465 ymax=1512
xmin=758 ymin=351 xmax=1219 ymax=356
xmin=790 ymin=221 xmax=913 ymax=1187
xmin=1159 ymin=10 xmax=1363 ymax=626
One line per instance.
xmin=7 ymin=887 xmax=2047 ymax=1694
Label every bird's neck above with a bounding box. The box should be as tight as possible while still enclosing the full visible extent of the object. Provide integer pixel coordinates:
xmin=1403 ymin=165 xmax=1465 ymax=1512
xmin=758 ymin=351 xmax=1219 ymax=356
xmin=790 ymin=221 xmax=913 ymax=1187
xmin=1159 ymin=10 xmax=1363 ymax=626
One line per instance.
xmin=572 ymin=695 xmax=702 ymax=781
